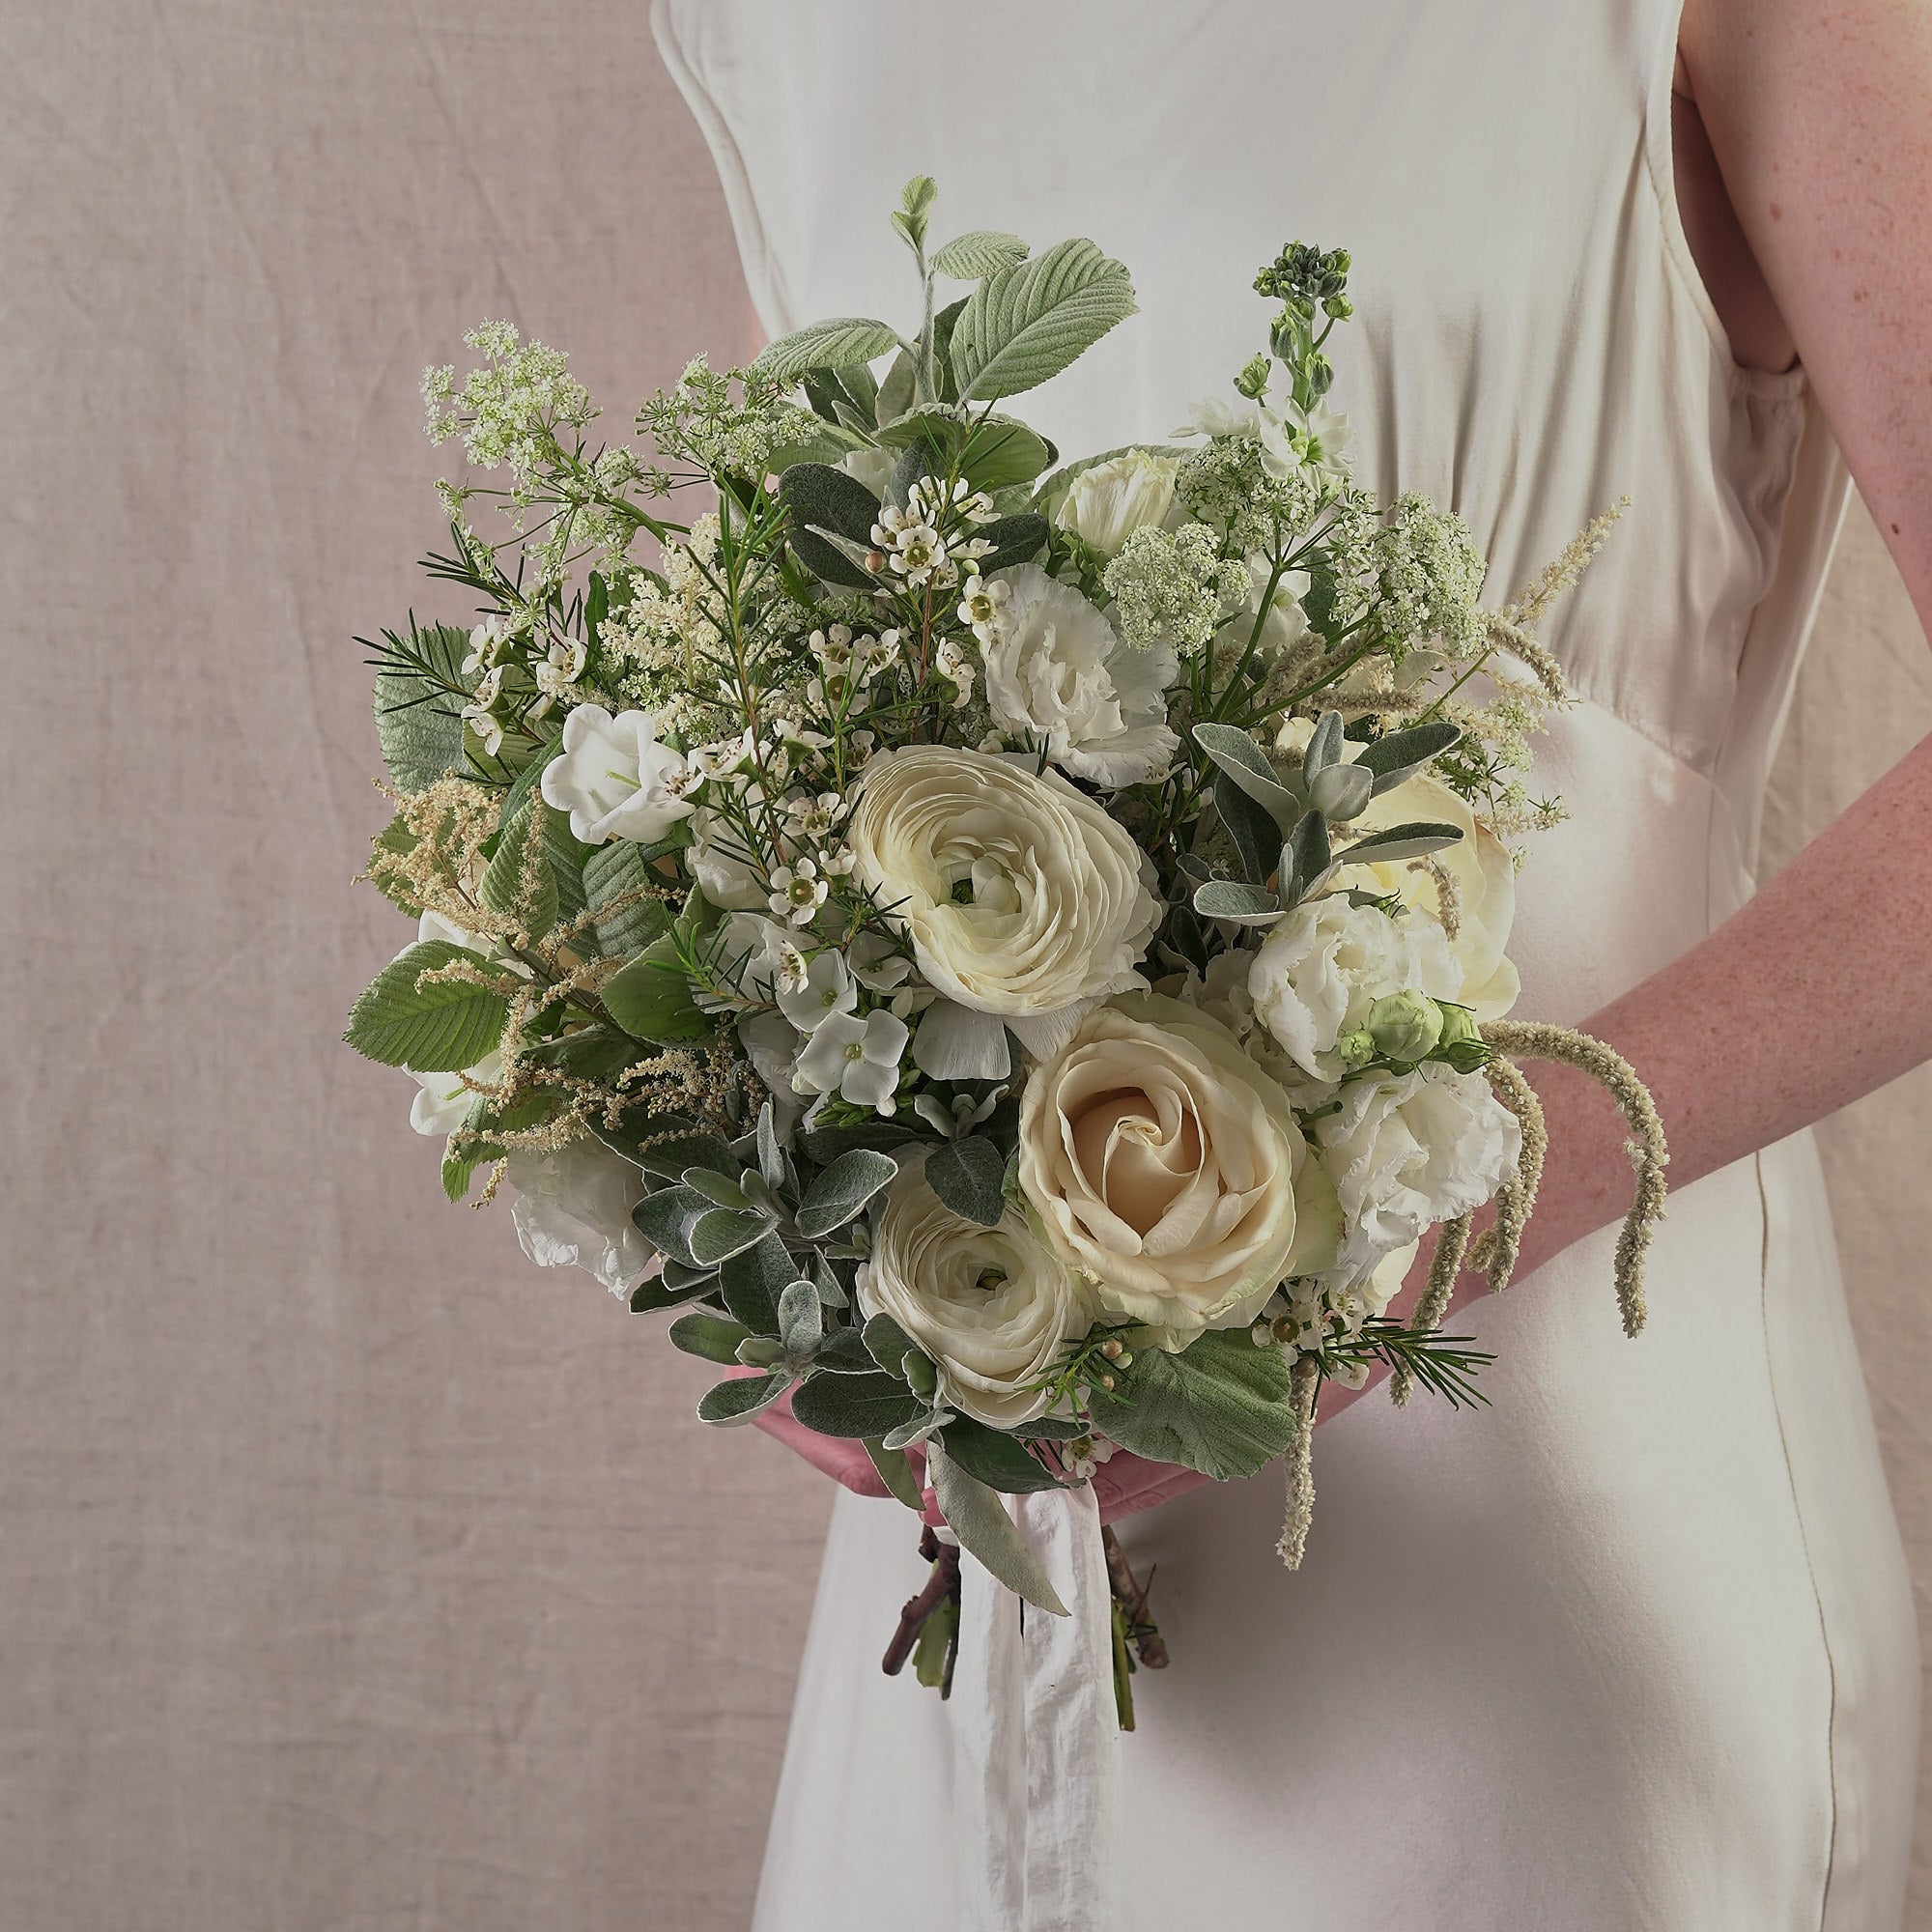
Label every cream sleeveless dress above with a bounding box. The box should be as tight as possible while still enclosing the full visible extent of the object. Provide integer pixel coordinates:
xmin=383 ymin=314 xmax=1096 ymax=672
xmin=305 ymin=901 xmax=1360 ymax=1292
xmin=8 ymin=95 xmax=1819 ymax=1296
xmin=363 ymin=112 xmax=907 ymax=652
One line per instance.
xmin=653 ymin=3 xmax=1921 ymax=1923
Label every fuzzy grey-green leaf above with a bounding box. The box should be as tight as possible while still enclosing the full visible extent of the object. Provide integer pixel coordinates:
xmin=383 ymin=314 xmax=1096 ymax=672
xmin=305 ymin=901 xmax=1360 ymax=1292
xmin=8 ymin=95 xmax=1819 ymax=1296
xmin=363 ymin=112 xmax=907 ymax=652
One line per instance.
xmin=927 ymin=1443 xmax=1068 ymax=1614
xmin=795 ymin=1147 xmax=898 ymax=1239
xmin=933 ymin=230 xmax=1030 ymax=279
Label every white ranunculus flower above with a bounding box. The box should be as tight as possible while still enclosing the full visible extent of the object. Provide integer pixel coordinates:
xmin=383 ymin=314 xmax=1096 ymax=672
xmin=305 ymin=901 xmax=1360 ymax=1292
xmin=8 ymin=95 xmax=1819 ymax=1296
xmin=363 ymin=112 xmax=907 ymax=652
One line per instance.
xmin=1277 ymin=718 xmax=1520 ymax=1019
xmin=687 ymin=806 xmax=768 ymax=910
xmin=979 ymin=563 xmax=1179 ymax=787
xmin=857 ymin=1161 xmax=1094 ymax=1428
xmin=1248 ymin=898 xmax=1463 ymax=1083
xmin=407 ymin=1050 xmax=504 ymax=1137
xmin=1053 ymin=448 xmax=1180 ymax=558
xmin=847 ymin=745 xmax=1161 ymax=1024
xmin=1017 ymin=994 xmax=1341 ymax=1347
xmin=540 ymin=704 xmax=694 ymax=846
xmin=505 ymin=1137 xmax=654 ymax=1295
xmin=1312 ymin=1065 xmax=1521 ymax=1285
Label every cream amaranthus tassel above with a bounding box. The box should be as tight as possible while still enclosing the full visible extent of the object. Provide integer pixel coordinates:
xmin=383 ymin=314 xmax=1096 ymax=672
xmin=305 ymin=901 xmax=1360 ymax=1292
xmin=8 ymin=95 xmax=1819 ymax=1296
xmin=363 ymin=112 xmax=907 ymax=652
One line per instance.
xmin=1276 ymin=1355 xmax=1322 ymax=1570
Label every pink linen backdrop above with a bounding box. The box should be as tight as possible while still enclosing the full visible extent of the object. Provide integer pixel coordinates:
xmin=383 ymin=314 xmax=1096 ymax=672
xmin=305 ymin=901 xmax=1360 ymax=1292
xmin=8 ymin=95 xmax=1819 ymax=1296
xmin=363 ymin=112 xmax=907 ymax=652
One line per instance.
xmin=1 ymin=5 xmax=1926 ymax=1926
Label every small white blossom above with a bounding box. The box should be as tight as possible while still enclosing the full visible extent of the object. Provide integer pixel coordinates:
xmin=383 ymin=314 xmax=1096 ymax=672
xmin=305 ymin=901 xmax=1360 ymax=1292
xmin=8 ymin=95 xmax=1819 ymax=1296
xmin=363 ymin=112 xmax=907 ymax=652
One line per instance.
xmin=957 ymin=573 xmax=1012 ymax=645
xmin=767 ymin=857 xmax=829 ymax=925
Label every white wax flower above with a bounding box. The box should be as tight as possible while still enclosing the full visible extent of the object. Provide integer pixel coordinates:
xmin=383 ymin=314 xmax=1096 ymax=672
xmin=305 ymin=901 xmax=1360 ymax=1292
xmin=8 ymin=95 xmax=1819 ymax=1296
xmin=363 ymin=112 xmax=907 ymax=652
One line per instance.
xmin=846 ymin=745 xmax=1160 ymax=1021
xmin=539 ymin=703 xmax=693 ymax=846
xmin=1312 ymin=1065 xmax=1522 ymax=1284
xmin=793 ymin=1008 xmax=910 ymax=1114
xmin=1248 ymin=899 xmax=1463 ymax=1084
xmin=979 ymin=564 xmax=1179 ymax=787
xmin=505 ymin=1137 xmax=654 ymax=1295
xmin=1016 ymin=995 xmax=1341 ymax=1347
xmin=1053 ymin=448 xmax=1179 ymax=558
xmin=857 ymin=1162 xmax=1094 ymax=1429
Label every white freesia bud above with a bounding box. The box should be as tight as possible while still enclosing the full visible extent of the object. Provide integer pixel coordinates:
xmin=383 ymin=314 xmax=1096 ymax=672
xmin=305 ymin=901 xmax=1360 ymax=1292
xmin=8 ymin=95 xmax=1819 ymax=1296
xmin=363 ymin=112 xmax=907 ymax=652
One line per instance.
xmin=1054 ymin=449 xmax=1180 ymax=558
xmin=847 ymin=746 xmax=1160 ymax=1020
xmin=857 ymin=1162 xmax=1094 ymax=1428
xmin=979 ymin=563 xmax=1179 ymax=787
xmin=1017 ymin=995 xmax=1341 ymax=1348
xmin=539 ymin=704 xmax=693 ymax=846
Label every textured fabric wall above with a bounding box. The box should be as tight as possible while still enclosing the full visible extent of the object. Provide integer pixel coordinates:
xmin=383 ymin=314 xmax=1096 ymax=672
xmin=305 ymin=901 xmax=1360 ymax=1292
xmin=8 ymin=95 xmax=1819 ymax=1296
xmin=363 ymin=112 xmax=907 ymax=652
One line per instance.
xmin=2 ymin=7 xmax=1926 ymax=1928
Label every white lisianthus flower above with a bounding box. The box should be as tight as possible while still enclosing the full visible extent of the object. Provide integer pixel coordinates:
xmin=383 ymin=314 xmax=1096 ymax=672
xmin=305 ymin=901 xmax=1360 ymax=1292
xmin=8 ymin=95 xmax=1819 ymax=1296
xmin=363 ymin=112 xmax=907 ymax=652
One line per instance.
xmin=793 ymin=1008 xmax=910 ymax=1114
xmin=539 ymin=703 xmax=693 ymax=846
xmin=857 ymin=1162 xmax=1094 ymax=1428
xmin=407 ymin=1051 xmax=503 ymax=1137
xmin=847 ymin=745 xmax=1160 ymax=1024
xmin=687 ymin=807 xmax=768 ymax=910
xmin=505 ymin=1137 xmax=654 ymax=1295
xmin=1017 ymin=995 xmax=1342 ymax=1347
xmin=1053 ymin=448 xmax=1180 ymax=558
xmin=979 ymin=563 xmax=1179 ymax=787
xmin=1312 ymin=1065 xmax=1521 ymax=1286
xmin=1248 ymin=899 xmax=1463 ymax=1084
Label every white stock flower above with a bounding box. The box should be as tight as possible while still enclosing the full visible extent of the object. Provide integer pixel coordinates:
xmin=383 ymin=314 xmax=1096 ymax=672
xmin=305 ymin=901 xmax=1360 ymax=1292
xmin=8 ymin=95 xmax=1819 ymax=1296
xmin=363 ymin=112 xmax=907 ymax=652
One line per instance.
xmin=857 ymin=1162 xmax=1094 ymax=1428
xmin=539 ymin=703 xmax=693 ymax=846
xmin=1017 ymin=995 xmax=1341 ymax=1347
xmin=505 ymin=1137 xmax=654 ymax=1295
xmin=793 ymin=1008 xmax=910 ymax=1114
xmin=1248 ymin=899 xmax=1462 ymax=1084
xmin=1053 ymin=449 xmax=1180 ymax=558
xmin=1312 ymin=1065 xmax=1521 ymax=1286
xmin=847 ymin=745 xmax=1160 ymax=1024
xmin=979 ymin=563 xmax=1179 ymax=787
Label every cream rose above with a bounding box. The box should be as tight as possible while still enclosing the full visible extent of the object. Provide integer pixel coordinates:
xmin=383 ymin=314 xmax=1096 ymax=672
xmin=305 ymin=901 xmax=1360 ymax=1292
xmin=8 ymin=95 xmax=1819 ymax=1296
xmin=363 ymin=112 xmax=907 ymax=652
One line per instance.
xmin=846 ymin=745 xmax=1160 ymax=1019
xmin=980 ymin=563 xmax=1179 ymax=786
xmin=857 ymin=1162 xmax=1094 ymax=1428
xmin=1053 ymin=448 xmax=1179 ymax=558
xmin=1017 ymin=995 xmax=1340 ymax=1346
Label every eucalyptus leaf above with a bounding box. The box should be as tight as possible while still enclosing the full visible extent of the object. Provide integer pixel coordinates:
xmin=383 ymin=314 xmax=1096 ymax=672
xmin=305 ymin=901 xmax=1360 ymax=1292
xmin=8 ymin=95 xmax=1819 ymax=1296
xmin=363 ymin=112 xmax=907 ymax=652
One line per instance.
xmin=1082 ymin=1328 xmax=1300 ymax=1480
xmin=923 ymin=1137 xmax=1008 ymax=1227
xmin=688 ymin=1206 xmax=778 ymax=1267
xmin=790 ymin=1371 xmax=925 ymax=1441
xmin=1354 ymin=721 xmax=1463 ymax=795
xmin=1333 ymin=820 xmax=1466 ymax=867
xmin=1191 ymin=880 xmax=1284 ymax=925
xmin=949 ymin=238 xmax=1136 ymax=403
xmin=935 ymin=1416 xmax=1062 ymax=1494
xmin=668 ymin=1310 xmax=752 ymax=1365
xmin=795 ymin=1147 xmax=899 ymax=1239
xmin=697 ymin=1370 xmax=792 ymax=1427
xmin=927 ymin=1443 xmax=1068 ymax=1615
xmin=863 ymin=1436 xmax=927 ymax=1512
xmin=753 ymin=318 xmax=902 ymax=384
xmin=777 ymin=1278 xmax=823 ymax=1357
xmin=344 ymin=941 xmax=507 ymax=1071
xmin=1194 ymin=722 xmax=1302 ymax=827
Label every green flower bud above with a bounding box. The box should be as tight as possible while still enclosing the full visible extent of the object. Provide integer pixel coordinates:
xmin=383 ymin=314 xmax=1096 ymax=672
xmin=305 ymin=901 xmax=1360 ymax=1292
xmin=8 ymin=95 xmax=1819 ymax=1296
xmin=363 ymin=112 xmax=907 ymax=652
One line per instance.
xmin=1366 ymin=990 xmax=1444 ymax=1063
xmin=1435 ymin=1002 xmax=1481 ymax=1052
xmin=1234 ymin=353 xmax=1273 ymax=399
xmin=1336 ymin=1026 xmax=1378 ymax=1069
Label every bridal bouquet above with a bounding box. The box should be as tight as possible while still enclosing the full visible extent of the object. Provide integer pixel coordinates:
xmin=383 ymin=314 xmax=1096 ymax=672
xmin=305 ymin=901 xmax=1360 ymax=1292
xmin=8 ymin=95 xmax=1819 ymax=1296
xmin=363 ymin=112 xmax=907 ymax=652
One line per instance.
xmin=348 ymin=177 xmax=1666 ymax=1709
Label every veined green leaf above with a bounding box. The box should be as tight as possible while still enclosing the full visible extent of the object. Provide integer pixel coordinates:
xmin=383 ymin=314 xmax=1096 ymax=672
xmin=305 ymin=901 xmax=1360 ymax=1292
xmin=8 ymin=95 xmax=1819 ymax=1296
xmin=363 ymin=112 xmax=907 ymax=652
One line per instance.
xmin=753 ymin=318 xmax=902 ymax=384
xmin=344 ymin=940 xmax=506 ymax=1071
xmin=372 ymin=620 xmax=474 ymax=794
xmin=582 ymin=839 xmax=672 ymax=959
xmin=950 ymin=239 xmax=1137 ymax=403
xmin=479 ymin=800 xmax=558 ymax=933
xmin=933 ymin=230 xmax=1030 ymax=279
xmin=1082 ymin=1328 xmax=1300 ymax=1481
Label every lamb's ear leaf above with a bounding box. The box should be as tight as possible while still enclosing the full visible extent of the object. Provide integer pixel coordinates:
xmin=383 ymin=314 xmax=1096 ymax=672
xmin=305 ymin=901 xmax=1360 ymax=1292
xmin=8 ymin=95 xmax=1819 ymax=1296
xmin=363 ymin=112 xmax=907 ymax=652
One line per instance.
xmin=1214 ymin=771 xmax=1285 ymax=886
xmin=927 ymin=1443 xmax=1069 ymax=1614
xmin=696 ymin=1370 xmax=793 ymax=1427
xmin=778 ymin=463 xmax=884 ymax=588
xmin=1194 ymin=722 xmax=1302 ymax=829
xmin=1333 ymin=821 xmax=1466 ymax=867
xmin=1355 ymin=721 xmax=1463 ymax=795
xmin=1081 ymin=1329 xmax=1299 ymax=1481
